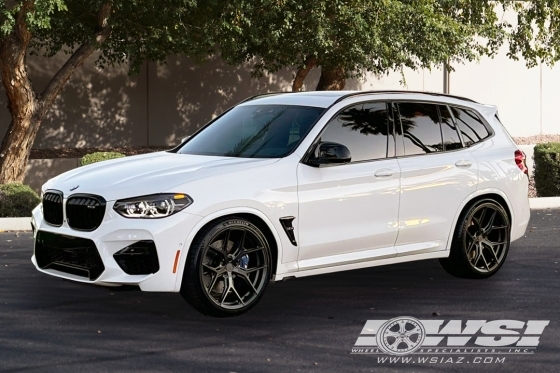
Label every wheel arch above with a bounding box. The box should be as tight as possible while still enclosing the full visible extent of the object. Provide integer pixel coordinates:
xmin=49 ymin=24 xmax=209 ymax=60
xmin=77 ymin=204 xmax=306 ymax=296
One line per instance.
xmin=446 ymin=189 xmax=513 ymax=252
xmin=174 ymin=208 xmax=282 ymax=292
xmin=461 ymin=193 xmax=512 ymax=225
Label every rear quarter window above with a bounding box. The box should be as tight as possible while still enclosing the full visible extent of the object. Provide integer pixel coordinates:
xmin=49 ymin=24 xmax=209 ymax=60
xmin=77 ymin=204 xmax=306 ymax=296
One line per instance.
xmin=451 ymin=107 xmax=491 ymax=146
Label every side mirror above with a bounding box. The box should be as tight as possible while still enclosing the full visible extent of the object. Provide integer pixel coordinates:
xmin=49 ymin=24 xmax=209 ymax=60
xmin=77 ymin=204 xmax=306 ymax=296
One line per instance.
xmin=181 ymin=136 xmax=191 ymax=143
xmin=308 ymin=142 xmax=351 ymax=166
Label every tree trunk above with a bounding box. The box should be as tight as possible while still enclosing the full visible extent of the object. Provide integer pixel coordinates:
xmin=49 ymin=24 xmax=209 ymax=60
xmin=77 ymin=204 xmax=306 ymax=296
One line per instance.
xmin=0 ymin=2 xmax=112 ymax=184
xmin=292 ymin=56 xmax=317 ymax=92
xmin=315 ymin=66 xmax=346 ymax=91
xmin=0 ymin=1 xmax=37 ymax=183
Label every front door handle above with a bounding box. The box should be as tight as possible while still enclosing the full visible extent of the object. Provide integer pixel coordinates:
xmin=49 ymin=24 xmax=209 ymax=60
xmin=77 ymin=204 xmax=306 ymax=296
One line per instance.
xmin=455 ymin=160 xmax=472 ymax=168
xmin=374 ymin=168 xmax=394 ymax=178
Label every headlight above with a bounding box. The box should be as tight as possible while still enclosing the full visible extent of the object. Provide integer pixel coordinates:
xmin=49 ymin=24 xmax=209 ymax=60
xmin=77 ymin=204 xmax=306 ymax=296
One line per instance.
xmin=113 ymin=194 xmax=193 ymax=219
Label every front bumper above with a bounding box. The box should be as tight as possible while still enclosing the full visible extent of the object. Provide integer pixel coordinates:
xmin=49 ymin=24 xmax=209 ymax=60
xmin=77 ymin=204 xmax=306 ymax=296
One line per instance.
xmin=31 ymin=201 xmax=203 ymax=292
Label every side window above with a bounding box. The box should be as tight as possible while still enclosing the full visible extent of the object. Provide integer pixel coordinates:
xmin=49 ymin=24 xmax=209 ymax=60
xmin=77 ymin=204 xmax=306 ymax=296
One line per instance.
xmin=319 ymin=102 xmax=390 ymax=162
xmin=451 ymin=107 xmax=490 ymax=146
xmin=397 ymin=102 xmax=443 ymax=155
xmin=439 ymin=105 xmax=463 ymax=151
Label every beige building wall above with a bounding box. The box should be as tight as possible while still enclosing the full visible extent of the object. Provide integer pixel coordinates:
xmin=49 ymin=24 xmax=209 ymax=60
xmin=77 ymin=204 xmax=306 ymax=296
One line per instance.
xmin=1 ymin=48 xmax=558 ymax=150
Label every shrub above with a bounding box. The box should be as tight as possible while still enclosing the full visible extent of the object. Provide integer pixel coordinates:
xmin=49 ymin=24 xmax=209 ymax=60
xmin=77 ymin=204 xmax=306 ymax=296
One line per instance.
xmin=81 ymin=152 xmax=125 ymax=166
xmin=0 ymin=183 xmax=41 ymax=217
xmin=533 ymin=142 xmax=560 ymax=197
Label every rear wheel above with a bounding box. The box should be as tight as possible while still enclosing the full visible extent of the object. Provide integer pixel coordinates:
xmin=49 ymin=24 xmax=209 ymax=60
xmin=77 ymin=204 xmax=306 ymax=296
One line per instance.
xmin=439 ymin=199 xmax=510 ymax=279
xmin=180 ymin=217 xmax=271 ymax=317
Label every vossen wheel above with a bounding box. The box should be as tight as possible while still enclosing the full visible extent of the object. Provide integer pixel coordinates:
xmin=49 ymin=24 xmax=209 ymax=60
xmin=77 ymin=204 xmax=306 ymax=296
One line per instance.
xmin=439 ymin=199 xmax=510 ymax=279
xmin=180 ymin=217 xmax=271 ymax=317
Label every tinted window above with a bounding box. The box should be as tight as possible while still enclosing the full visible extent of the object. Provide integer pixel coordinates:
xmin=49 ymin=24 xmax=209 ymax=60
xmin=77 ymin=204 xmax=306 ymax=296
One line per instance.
xmin=451 ymin=107 xmax=490 ymax=146
xmin=178 ymin=105 xmax=324 ymax=158
xmin=319 ymin=103 xmax=390 ymax=162
xmin=397 ymin=103 xmax=443 ymax=155
xmin=439 ymin=105 xmax=463 ymax=151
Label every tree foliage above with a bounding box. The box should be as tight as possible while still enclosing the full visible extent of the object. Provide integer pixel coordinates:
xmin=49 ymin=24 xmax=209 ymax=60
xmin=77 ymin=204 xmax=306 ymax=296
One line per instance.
xmin=1 ymin=0 xmax=215 ymax=73
xmin=507 ymin=0 xmax=560 ymax=68
xmin=213 ymin=0 xmax=560 ymax=90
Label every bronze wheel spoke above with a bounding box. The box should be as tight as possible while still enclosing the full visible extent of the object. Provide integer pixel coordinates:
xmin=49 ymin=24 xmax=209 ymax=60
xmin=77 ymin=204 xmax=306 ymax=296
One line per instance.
xmin=236 ymin=271 xmax=258 ymax=294
xmin=230 ymin=281 xmax=245 ymax=306
xmin=219 ymin=282 xmax=231 ymax=306
xmin=207 ymin=273 xmax=220 ymax=293
xmin=480 ymin=250 xmax=491 ymax=271
xmin=244 ymin=265 xmax=267 ymax=274
xmin=203 ymin=263 xmax=220 ymax=273
xmin=233 ymin=230 xmax=247 ymax=261
xmin=222 ymin=229 xmax=231 ymax=253
xmin=483 ymin=209 xmax=497 ymax=233
xmin=243 ymin=246 xmax=264 ymax=255
xmin=477 ymin=208 xmax=487 ymax=229
xmin=208 ymin=244 xmax=226 ymax=259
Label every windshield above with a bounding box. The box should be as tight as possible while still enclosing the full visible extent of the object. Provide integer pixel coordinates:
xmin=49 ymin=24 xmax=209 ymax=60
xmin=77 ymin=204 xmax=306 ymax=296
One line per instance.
xmin=177 ymin=105 xmax=325 ymax=158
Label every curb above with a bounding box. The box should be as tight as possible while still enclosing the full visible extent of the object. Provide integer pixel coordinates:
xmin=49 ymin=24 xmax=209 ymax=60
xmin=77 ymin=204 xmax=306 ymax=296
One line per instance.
xmin=529 ymin=197 xmax=560 ymax=209
xmin=0 ymin=218 xmax=32 ymax=232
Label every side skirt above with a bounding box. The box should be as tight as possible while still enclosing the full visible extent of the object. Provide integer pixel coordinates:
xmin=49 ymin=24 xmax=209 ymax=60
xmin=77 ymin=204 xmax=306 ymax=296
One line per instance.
xmin=272 ymin=251 xmax=449 ymax=281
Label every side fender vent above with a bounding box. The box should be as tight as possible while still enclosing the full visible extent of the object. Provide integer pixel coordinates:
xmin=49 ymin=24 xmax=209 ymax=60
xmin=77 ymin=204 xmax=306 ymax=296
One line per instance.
xmin=279 ymin=216 xmax=297 ymax=246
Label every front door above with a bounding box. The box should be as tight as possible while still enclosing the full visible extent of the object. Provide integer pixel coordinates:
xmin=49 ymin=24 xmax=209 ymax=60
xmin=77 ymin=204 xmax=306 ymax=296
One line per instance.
xmin=296 ymin=102 xmax=401 ymax=270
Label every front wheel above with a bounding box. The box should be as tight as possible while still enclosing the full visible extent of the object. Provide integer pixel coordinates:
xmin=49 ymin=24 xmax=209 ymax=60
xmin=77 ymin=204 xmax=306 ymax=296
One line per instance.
xmin=180 ymin=217 xmax=271 ymax=317
xmin=439 ymin=199 xmax=511 ymax=279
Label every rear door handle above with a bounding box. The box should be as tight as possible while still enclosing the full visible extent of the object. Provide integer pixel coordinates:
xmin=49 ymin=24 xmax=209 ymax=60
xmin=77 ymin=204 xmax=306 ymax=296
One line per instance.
xmin=455 ymin=160 xmax=472 ymax=168
xmin=374 ymin=168 xmax=395 ymax=178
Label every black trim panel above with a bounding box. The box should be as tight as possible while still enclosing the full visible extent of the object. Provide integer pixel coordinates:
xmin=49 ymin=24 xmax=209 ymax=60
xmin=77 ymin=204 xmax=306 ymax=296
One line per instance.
xmin=279 ymin=217 xmax=297 ymax=246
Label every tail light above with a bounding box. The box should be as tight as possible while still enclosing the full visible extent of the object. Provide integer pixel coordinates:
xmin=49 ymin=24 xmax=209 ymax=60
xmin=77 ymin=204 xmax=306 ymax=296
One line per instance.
xmin=515 ymin=150 xmax=528 ymax=176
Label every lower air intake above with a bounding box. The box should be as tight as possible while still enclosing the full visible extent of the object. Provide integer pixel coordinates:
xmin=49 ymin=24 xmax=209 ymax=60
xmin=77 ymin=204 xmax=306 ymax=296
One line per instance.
xmin=113 ymin=240 xmax=160 ymax=275
xmin=35 ymin=231 xmax=105 ymax=280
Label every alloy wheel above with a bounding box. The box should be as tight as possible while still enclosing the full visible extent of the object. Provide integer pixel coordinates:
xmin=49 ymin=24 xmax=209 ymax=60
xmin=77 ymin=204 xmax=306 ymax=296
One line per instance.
xmin=200 ymin=227 xmax=270 ymax=310
xmin=463 ymin=203 xmax=509 ymax=273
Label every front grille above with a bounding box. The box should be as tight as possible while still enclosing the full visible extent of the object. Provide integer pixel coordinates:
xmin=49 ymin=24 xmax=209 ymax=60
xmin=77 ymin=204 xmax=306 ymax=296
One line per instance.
xmin=114 ymin=241 xmax=160 ymax=275
xmin=43 ymin=191 xmax=63 ymax=226
xmin=35 ymin=231 xmax=105 ymax=280
xmin=66 ymin=194 xmax=106 ymax=231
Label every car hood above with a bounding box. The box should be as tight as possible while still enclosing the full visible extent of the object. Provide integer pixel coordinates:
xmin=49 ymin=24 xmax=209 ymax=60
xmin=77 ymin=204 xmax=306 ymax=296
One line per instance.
xmin=44 ymin=152 xmax=279 ymax=201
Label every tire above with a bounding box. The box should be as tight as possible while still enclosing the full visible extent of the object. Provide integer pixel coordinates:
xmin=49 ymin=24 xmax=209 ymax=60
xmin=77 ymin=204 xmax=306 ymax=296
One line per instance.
xmin=439 ymin=199 xmax=511 ymax=279
xmin=180 ymin=216 xmax=271 ymax=317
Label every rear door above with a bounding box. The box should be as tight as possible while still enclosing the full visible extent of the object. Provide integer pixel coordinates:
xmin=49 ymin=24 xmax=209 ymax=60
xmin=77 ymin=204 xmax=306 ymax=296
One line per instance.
xmin=394 ymin=102 xmax=478 ymax=255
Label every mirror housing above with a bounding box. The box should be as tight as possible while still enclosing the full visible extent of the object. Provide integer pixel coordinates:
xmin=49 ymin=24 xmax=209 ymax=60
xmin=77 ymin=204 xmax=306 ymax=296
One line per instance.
xmin=307 ymin=142 xmax=351 ymax=166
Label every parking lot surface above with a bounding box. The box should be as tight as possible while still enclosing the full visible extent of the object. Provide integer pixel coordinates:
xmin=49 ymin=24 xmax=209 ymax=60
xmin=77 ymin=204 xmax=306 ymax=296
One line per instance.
xmin=0 ymin=209 xmax=559 ymax=373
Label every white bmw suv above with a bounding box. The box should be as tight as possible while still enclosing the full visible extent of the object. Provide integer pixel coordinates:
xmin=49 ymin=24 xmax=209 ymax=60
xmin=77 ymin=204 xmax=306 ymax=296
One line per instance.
xmin=32 ymin=91 xmax=530 ymax=317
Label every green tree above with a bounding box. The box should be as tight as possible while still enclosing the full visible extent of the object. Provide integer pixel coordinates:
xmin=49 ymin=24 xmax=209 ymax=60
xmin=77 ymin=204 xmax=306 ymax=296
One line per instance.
xmin=0 ymin=0 xmax=214 ymax=183
xmin=216 ymin=0 xmax=560 ymax=91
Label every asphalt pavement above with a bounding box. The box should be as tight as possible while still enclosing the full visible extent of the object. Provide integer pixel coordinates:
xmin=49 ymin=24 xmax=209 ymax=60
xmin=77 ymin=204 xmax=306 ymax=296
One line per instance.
xmin=0 ymin=209 xmax=559 ymax=373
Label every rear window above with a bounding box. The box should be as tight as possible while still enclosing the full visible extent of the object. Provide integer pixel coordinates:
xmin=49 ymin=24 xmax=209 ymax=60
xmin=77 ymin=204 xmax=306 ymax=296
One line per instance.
xmin=397 ymin=102 xmax=443 ymax=155
xmin=451 ymin=107 xmax=490 ymax=146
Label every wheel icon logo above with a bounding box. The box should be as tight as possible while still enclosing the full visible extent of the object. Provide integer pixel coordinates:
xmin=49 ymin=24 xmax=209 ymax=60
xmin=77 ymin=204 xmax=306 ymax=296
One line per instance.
xmin=376 ymin=316 xmax=426 ymax=355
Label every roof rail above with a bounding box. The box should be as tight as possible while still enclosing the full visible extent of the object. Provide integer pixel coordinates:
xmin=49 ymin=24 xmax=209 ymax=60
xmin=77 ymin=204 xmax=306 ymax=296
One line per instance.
xmin=332 ymin=90 xmax=478 ymax=104
xmin=239 ymin=91 xmax=292 ymax=104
